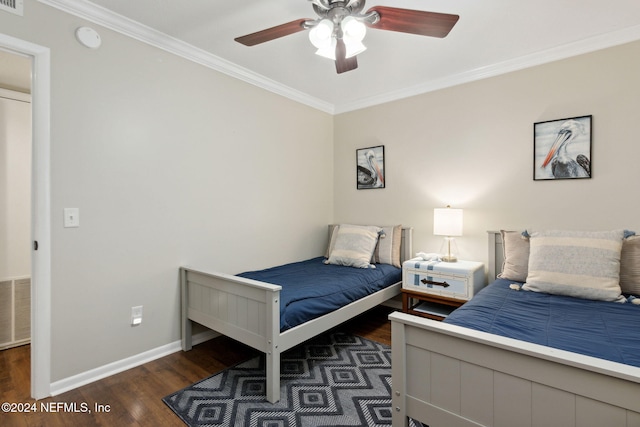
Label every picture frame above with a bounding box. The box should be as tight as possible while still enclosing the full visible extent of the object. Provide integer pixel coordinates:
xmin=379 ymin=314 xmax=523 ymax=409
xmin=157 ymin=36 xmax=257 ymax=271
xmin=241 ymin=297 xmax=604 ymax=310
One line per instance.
xmin=534 ymin=115 xmax=592 ymax=180
xmin=356 ymin=145 xmax=385 ymax=189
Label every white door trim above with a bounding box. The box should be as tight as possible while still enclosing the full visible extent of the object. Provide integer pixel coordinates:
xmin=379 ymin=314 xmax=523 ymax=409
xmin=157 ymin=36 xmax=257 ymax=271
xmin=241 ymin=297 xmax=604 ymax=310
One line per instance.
xmin=0 ymin=33 xmax=52 ymax=400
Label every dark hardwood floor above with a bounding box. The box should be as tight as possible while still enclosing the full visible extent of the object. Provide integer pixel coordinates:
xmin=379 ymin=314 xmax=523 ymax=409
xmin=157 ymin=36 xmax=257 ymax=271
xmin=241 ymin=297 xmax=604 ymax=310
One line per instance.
xmin=0 ymin=305 xmax=397 ymax=427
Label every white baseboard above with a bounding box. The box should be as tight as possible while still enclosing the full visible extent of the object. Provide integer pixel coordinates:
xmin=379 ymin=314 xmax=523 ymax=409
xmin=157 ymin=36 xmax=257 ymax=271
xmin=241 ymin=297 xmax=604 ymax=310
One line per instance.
xmin=50 ymin=330 xmax=219 ymax=396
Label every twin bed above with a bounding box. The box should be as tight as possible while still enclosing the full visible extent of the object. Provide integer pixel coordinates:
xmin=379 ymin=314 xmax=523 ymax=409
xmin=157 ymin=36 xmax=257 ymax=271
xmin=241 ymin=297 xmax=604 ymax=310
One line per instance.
xmin=181 ymin=224 xmax=412 ymax=403
xmin=181 ymin=225 xmax=640 ymax=425
xmin=391 ymin=230 xmax=640 ymax=427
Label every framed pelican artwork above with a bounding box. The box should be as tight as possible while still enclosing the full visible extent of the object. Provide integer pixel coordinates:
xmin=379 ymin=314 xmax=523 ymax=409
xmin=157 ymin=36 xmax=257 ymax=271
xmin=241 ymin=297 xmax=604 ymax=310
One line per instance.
xmin=533 ymin=115 xmax=592 ymax=180
xmin=356 ymin=145 xmax=385 ymax=189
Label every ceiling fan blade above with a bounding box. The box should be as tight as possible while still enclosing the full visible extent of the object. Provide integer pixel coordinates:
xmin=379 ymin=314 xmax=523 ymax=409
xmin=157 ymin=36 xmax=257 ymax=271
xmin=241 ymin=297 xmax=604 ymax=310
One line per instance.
xmin=335 ymin=38 xmax=358 ymax=74
xmin=235 ymin=19 xmax=309 ymax=46
xmin=367 ymin=6 xmax=459 ymax=38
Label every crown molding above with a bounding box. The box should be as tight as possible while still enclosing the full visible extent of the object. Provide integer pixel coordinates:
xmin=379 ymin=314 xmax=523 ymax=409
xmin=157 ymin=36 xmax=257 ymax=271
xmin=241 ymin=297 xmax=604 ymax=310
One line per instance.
xmin=37 ymin=1 xmax=640 ymax=115
xmin=38 ymin=0 xmax=335 ymax=114
xmin=334 ymin=24 xmax=640 ymax=114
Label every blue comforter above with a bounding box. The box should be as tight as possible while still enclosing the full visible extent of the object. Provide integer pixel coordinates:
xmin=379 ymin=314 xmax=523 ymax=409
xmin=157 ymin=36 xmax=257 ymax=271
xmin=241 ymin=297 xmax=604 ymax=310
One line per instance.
xmin=445 ymin=279 xmax=640 ymax=367
xmin=237 ymin=257 xmax=401 ymax=332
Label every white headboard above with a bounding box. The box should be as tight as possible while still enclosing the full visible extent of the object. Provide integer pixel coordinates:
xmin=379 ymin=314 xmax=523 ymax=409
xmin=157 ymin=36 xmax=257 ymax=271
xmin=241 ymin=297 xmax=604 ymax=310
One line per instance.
xmin=400 ymin=227 xmax=414 ymax=263
xmin=488 ymin=231 xmax=504 ymax=282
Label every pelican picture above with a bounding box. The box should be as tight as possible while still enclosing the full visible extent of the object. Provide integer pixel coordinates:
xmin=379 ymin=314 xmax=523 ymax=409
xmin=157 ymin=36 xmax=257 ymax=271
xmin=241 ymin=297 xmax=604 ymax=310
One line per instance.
xmin=534 ymin=115 xmax=592 ymax=180
xmin=356 ymin=145 xmax=385 ymax=189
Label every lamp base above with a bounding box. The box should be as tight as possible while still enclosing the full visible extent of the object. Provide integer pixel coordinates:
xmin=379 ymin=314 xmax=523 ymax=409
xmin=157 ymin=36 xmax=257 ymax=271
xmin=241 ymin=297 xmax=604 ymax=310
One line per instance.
xmin=438 ymin=236 xmax=460 ymax=263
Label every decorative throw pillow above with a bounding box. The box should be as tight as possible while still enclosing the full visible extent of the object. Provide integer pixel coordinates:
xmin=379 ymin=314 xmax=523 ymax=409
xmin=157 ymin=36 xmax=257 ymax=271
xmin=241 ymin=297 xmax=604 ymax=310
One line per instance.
xmin=620 ymin=235 xmax=640 ymax=296
xmin=372 ymin=225 xmax=402 ymax=267
xmin=523 ymin=229 xmax=626 ymax=302
xmin=498 ymin=230 xmax=530 ymax=282
xmin=326 ymin=224 xmax=382 ymax=269
xmin=325 ymin=224 xmax=340 ymax=258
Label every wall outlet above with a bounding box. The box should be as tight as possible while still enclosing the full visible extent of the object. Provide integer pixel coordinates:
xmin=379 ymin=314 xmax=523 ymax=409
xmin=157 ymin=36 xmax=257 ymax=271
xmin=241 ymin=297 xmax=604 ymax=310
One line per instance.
xmin=131 ymin=305 xmax=143 ymax=326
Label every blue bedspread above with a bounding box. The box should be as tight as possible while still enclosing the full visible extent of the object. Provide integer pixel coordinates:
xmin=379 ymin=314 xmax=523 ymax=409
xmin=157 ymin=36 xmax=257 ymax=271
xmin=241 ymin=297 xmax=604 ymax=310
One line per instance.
xmin=445 ymin=278 xmax=640 ymax=367
xmin=237 ymin=257 xmax=401 ymax=332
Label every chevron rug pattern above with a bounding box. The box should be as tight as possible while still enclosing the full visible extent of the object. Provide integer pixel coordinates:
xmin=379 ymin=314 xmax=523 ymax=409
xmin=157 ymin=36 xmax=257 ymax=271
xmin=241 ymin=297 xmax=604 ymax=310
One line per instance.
xmin=163 ymin=332 xmax=424 ymax=426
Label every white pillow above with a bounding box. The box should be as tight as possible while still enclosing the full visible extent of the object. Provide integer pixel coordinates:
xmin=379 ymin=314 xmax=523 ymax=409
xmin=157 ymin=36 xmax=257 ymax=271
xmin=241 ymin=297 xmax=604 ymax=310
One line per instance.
xmin=523 ymin=229 xmax=625 ymax=302
xmin=325 ymin=224 xmax=382 ymax=269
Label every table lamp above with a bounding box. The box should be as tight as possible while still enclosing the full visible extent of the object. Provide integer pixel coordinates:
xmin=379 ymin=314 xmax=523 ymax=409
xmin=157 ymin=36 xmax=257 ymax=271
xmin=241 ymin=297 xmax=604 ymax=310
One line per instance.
xmin=433 ymin=205 xmax=463 ymax=262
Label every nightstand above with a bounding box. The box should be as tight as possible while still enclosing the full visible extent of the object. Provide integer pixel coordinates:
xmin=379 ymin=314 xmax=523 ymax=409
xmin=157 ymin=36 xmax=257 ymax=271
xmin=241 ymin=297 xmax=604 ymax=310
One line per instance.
xmin=402 ymin=258 xmax=485 ymax=320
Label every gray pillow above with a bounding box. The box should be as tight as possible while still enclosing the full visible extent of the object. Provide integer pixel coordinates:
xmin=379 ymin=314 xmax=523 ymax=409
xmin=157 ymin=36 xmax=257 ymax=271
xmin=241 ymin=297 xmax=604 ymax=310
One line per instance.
xmin=620 ymin=235 xmax=640 ymax=296
xmin=325 ymin=224 xmax=340 ymax=258
xmin=372 ymin=225 xmax=402 ymax=267
xmin=498 ymin=230 xmax=530 ymax=282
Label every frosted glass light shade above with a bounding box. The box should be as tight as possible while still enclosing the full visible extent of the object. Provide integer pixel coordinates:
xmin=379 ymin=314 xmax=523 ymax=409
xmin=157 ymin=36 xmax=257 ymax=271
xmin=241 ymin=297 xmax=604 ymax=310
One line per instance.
xmin=433 ymin=207 xmax=463 ymax=236
xmin=345 ymin=39 xmax=366 ymax=58
xmin=341 ymin=16 xmax=367 ymax=58
xmin=342 ymin=16 xmax=366 ymax=41
xmin=309 ymin=19 xmax=334 ymax=49
xmin=315 ymin=38 xmax=337 ymax=60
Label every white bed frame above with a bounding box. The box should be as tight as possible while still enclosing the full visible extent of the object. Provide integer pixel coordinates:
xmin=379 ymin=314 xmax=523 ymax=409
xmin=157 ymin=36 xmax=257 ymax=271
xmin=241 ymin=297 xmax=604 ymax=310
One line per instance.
xmin=181 ymin=226 xmax=412 ymax=403
xmin=390 ymin=231 xmax=640 ymax=427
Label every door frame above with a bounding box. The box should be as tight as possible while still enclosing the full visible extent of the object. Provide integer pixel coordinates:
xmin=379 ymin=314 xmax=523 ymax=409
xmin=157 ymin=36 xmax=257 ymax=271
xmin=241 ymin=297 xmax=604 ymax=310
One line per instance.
xmin=0 ymin=33 xmax=51 ymax=400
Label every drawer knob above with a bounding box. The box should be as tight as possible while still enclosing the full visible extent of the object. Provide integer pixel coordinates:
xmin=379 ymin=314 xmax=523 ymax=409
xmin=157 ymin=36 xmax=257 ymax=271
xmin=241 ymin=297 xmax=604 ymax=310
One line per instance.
xmin=421 ymin=278 xmax=450 ymax=288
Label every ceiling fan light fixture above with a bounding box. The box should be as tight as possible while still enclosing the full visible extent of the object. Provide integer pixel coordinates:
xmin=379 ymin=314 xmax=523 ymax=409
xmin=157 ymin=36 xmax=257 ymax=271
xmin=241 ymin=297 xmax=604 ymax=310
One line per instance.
xmin=344 ymin=39 xmax=366 ymax=58
xmin=341 ymin=16 xmax=367 ymax=58
xmin=309 ymin=19 xmax=334 ymax=48
xmin=235 ymin=1 xmax=460 ymax=74
xmin=315 ymin=37 xmax=337 ymax=60
xmin=341 ymin=16 xmax=366 ymax=42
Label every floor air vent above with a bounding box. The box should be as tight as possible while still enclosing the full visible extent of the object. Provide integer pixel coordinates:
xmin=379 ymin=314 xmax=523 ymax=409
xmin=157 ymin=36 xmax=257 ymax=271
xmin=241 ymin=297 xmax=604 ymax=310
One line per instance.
xmin=0 ymin=277 xmax=31 ymax=350
xmin=0 ymin=0 xmax=23 ymax=16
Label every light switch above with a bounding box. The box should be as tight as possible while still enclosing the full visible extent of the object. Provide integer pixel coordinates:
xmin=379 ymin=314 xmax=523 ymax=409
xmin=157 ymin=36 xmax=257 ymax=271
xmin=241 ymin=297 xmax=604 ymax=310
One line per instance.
xmin=131 ymin=306 xmax=143 ymax=326
xmin=64 ymin=208 xmax=80 ymax=228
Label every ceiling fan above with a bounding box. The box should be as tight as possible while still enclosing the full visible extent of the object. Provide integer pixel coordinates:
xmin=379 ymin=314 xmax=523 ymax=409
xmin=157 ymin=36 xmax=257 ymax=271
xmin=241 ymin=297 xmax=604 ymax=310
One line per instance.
xmin=235 ymin=0 xmax=459 ymax=74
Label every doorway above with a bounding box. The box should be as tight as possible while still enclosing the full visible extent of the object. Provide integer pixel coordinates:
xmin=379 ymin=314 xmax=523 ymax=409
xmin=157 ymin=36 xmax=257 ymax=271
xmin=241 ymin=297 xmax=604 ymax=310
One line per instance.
xmin=0 ymin=34 xmax=51 ymax=400
xmin=0 ymin=82 xmax=32 ymax=351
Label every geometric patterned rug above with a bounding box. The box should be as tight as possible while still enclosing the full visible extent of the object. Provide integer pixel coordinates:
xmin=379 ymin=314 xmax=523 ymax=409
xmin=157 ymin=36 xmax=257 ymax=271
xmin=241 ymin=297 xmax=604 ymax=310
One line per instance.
xmin=163 ymin=332 xmax=425 ymax=426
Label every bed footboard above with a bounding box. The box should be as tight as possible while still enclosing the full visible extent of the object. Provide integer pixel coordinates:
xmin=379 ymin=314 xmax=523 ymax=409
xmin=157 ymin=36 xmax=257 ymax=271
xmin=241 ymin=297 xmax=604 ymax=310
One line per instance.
xmin=390 ymin=312 xmax=640 ymax=427
xmin=180 ymin=267 xmax=282 ymax=402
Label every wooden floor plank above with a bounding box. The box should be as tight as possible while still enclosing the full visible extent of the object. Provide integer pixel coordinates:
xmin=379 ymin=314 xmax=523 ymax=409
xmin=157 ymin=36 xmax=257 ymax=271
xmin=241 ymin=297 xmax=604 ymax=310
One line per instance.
xmin=0 ymin=305 xmax=396 ymax=427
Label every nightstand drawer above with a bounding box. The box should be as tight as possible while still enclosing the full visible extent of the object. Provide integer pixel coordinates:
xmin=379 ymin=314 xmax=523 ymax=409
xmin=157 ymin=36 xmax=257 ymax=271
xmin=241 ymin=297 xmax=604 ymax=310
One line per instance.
xmin=402 ymin=259 xmax=485 ymax=301
xmin=403 ymin=270 xmax=469 ymax=298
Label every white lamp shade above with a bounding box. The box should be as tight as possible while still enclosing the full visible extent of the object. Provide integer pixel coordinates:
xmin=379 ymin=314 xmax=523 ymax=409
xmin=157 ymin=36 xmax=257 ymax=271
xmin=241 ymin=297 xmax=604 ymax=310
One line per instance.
xmin=341 ymin=16 xmax=366 ymax=41
xmin=315 ymin=38 xmax=337 ymax=60
xmin=433 ymin=207 xmax=463 ymax=236
xmin=345 ymin=39 xmax=366 ymax=58
xmin=341 ymin=16 xmax=367 ymax=58
xmin=309 ymin=19 xmax=334 ymax=49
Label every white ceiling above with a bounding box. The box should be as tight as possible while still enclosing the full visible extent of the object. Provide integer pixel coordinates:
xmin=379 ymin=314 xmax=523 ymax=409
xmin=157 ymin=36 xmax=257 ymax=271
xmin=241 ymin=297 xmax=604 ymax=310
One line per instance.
xmin=30 ymin=1 xmax=640 ymax=112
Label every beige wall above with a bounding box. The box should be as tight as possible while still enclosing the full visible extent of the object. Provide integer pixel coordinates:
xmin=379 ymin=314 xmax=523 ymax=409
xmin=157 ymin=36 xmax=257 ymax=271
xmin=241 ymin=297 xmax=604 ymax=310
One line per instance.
xmin=334 ymin=40 xmax=640 ymax=265
xmin=0 ymin=1 xmax=333 ymax=382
